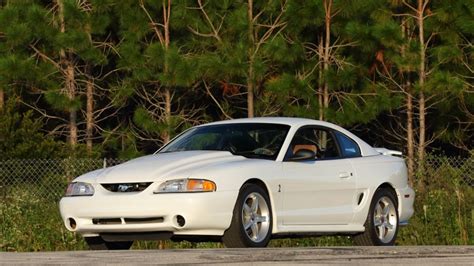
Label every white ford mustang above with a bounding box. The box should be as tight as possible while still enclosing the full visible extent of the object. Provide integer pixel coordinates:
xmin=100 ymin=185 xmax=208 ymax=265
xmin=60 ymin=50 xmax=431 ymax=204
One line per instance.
xmin=60 ymin=117 xmax=415 ymax=249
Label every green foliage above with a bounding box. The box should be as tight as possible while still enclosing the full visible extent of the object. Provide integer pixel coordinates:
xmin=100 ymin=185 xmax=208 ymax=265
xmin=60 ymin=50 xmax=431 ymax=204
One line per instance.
xmin=133 ymin=107 xmax=161 ymax=134
xmin=0 ymin=100 xmax=66 ymax=159
xmin=0 ymin=0 xmax=471 ymax=169
xmin=1 ymin=186 xmax=87 ymax=251
xmin=398 ymin=156 xmax=474 ymax=245
xmin=44 ymin=90 xmax=82 ymax=111
xmin=100 ymin=129 xmax=145 ymax=159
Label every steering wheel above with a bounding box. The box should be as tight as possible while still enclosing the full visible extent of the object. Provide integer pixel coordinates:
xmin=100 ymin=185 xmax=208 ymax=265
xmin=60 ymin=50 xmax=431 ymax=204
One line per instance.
xmin=222 ymin=141 xmax=237 ymax=153
xmin=252 ymin=147 xmax=274 ymax=156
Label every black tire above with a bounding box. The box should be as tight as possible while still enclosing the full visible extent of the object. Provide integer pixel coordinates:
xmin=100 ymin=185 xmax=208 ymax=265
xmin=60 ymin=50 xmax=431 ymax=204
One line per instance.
xmin=84 ymin=236 xmax=133 ymax=250
xmin=354 ymin=188 xmax=399 ymax=246
xmin=222 ymin=183 xmax=273 ymax=248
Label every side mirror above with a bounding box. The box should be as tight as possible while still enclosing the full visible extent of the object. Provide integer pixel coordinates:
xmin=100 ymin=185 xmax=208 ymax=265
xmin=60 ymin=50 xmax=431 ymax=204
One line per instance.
xmin=288 ymin=149 xmax=316 ymax=161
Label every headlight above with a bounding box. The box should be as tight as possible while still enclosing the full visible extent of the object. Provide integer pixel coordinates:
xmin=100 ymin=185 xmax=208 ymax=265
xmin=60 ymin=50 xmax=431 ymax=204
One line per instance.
xmin=65 ymin=182 xmax=95 ymax=197
xmin=154 ymin=179 xmax=216 ymax=193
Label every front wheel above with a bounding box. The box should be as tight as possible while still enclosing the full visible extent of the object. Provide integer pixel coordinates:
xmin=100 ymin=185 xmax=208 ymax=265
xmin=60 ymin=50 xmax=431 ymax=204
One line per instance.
xmin=84 ymin=236 xmax=133 ymax=250
xmin=354 ymin=188 xmax=399 ymax=246
xmin=223 ymin=184 xmax=272 ymax=248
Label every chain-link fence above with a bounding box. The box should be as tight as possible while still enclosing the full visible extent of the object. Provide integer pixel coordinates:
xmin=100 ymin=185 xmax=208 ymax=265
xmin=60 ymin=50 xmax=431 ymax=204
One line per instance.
xmin=0 ymin=155 xmax=473 ymax=250
xmin=416 ymin=155 xmax=473 ymax=187
xmin=0 ymin=158 xmax=125 ymax=200
xmin=0 ymin=156 xmax=472 ymax=200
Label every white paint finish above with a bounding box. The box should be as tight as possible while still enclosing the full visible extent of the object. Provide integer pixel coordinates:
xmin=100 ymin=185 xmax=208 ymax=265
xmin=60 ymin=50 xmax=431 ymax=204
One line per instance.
xmin=280 ymin=159 xmax=356 ymax=225
xmin=60 ymin=189 xmax=237 ymax=235
xmin=76 ymin=151 xmax=242 ymax=184
xmin=59 ymin=117 xmax=414 ymax=240
xmin=348 ymin=155 xmax=414 ymax=226
xmin=397 ymin=185 xmax=415 ymax=223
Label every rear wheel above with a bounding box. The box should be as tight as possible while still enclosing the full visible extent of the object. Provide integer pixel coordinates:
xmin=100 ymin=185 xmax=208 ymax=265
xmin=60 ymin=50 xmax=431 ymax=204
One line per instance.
xmin=223 ymin=184 xmax=272 ymax=248
xmin=84 ymin=236 xmax=133 ymax=250
xmin=354 ymin=188 xmax=399 ymax=246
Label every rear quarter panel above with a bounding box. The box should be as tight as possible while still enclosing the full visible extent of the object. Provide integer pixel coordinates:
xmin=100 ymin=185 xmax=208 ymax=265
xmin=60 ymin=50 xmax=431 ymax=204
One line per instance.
xmin=349 ymin=155 xmax=411 ymax=225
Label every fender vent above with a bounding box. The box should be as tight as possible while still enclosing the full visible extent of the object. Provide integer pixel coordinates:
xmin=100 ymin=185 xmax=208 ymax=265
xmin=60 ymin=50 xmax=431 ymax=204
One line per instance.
xmin=101 ymin=182 xmax=152 ymax=192
xmin=357 ymin=193 xmax=364 ymax=205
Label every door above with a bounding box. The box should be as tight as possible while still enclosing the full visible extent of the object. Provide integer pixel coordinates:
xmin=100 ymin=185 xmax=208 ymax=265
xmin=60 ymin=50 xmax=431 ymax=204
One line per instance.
xmin=281 ymin=127 xmax=356 ymax=225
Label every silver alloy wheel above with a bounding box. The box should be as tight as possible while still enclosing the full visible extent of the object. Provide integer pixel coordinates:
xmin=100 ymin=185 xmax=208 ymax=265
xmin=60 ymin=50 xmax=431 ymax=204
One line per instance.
xmin=241 ymin=192 xmax=270 ymax=243
xmin=373 ymin=196 xmax=398 ymax=243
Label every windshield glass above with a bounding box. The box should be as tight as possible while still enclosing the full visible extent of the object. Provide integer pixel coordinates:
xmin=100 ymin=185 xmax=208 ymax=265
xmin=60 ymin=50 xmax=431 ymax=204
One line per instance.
xmin=159 ymin=123 xmax=290 ymax=160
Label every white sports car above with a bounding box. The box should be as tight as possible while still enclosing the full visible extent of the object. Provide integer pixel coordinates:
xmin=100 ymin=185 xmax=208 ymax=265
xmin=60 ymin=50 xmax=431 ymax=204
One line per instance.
xmin=59 ymin=117 xmax=414 ymax=249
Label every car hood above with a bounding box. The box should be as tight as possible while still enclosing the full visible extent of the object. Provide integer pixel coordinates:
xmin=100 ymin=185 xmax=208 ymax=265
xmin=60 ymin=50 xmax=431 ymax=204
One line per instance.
xmin=77 ymin=151 xmax=243 ymax=184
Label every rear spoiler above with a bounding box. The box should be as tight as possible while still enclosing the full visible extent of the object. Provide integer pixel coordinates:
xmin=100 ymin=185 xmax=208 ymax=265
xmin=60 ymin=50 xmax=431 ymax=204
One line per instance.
xmin=374 ymin=148 xmax=403 ymax=157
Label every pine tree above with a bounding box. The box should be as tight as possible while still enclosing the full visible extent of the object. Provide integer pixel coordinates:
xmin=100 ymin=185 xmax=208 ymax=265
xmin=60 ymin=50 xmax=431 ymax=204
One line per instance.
xmin=0 ymin=0 xmax=471 ymax=158
xmin=187 ymin=0 xmax=288 ymax=118
xmin=265 ymin=0 xmax=393 ymax=127
xmin=0 ymin=0 xmax=118 ymax=155
xmin=364 ymin=0 xmax=473 ymax=180
xmin=115 ymin=0 xmax=199 ymax=148
xmin=0 ymin=0 xmax=58 ymax=133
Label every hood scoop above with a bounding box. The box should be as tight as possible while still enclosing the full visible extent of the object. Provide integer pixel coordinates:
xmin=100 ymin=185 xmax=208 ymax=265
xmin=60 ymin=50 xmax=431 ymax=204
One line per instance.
xmin=101 ymin=182 xmax=152 ymax=192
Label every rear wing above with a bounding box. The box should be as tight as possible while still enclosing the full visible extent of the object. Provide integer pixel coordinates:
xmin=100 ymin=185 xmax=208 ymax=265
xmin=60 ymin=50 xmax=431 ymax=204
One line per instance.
xmin=374 ymin=148 xmax=403 ymax=157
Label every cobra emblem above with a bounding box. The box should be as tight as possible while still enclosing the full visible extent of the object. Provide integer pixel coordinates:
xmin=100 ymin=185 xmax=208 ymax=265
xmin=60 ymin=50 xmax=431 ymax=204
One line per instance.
xmin=117 ymin=184 xmax=131 ymax=192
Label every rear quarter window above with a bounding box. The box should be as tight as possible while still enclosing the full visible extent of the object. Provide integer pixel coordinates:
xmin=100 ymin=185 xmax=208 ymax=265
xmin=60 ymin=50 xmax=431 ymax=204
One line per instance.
xmin=335 ymin=131 xmax=361 ymax=158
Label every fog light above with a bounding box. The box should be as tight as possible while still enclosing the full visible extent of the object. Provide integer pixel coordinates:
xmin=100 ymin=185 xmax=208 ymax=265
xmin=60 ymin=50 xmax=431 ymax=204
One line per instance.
xmin=68 ymin=218 xmax=77 ymax=230
xmin=176 ymin=215 xmax=185 ymax=227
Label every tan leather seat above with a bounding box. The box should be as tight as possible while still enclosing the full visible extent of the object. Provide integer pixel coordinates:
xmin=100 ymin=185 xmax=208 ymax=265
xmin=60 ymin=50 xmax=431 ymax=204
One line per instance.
xmin=293 ymin=144 xmax=317 ymax=154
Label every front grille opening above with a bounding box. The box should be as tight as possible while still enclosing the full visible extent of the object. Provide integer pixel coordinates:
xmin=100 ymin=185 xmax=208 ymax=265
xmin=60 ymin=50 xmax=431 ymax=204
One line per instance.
xmin=92 ymin=218 xmax=122 ymax=225
xmin=92 ymin=217 xmax=164 ymax=225
xmin=124 ymin=217 xmax=164 ymax=224
xmin=101 ymin=182 xmax=152 ymax=192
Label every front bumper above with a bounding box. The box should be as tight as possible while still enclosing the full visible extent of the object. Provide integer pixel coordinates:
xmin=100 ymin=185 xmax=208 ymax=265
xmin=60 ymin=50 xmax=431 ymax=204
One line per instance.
xmin=59 ymin=190 xmax=238 ymax=236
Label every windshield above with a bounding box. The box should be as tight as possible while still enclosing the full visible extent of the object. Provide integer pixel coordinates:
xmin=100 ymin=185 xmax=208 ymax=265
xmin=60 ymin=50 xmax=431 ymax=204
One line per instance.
xmin=159 ymin=123 xmax=290 ymax=160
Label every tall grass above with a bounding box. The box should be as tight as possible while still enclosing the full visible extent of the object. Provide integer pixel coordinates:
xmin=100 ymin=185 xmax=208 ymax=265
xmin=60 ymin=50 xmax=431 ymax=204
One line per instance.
xmin=1 ymin=189 xmax=87 ymax=251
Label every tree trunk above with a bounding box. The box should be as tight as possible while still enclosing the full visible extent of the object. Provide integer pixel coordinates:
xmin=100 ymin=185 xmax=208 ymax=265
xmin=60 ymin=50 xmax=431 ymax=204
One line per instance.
xmin=162 ymin=0 xmax=171 ymax=143
xmin=318 ymin=36 xmax=324 ymax=121
xmin=417 ymin=0 xmax=426 ymax=162
xmin=247 ymin=61 xmax=255 ymax=118
xmin=401 ymin=18 xmax=414 ymax=184
xmin=163 ymin=88 xmax=171 ymax=143
xmin=86 ymin=65 xmax=94 ymax=154
xmin=84 ymin=11 xmax=94 ymax=154
xmin=57 ymin=0 xmax=77 ymax=148
xmin=66 ymin=55 xmax=77 ymax=148
xmin=247 ymin=0 xmax=255 ymax=118
xmin=0 ymin=89 xmax=4 ymax=110
xmin=322 ymin=0 xmax=332 ymax=120
xmin=406 ymin=89 xmax=415 ymax=184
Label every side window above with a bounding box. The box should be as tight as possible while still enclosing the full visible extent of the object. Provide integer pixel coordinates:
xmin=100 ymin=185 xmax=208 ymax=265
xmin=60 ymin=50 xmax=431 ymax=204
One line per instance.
xmin=335 ymin=131 xmax=361 ymax=158
xmin=288 ymin=127 xmax=340 ymax=159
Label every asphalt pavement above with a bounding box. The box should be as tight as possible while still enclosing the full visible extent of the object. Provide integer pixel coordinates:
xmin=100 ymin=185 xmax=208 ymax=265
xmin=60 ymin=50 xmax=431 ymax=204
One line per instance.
xmin=1 ymin=246 xmax=473 ymax=265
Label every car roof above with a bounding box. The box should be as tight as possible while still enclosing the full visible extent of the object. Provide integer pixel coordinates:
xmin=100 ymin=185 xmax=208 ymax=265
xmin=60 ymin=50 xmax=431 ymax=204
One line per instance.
xmin=201 ymin=117 xmax=379 ymax=157
xmin=204 ymin=117 xmax=334 ymax=127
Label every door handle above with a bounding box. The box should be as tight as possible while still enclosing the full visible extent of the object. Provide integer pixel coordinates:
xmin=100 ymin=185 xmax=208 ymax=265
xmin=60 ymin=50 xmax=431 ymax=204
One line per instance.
xmin=339 ymin=172 xmax=352 ymax=178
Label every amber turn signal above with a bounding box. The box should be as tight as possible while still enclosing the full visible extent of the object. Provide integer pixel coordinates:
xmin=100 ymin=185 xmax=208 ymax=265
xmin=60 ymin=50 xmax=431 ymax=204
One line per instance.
xmin=187 ymin=179 xmax=216 ymax=192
